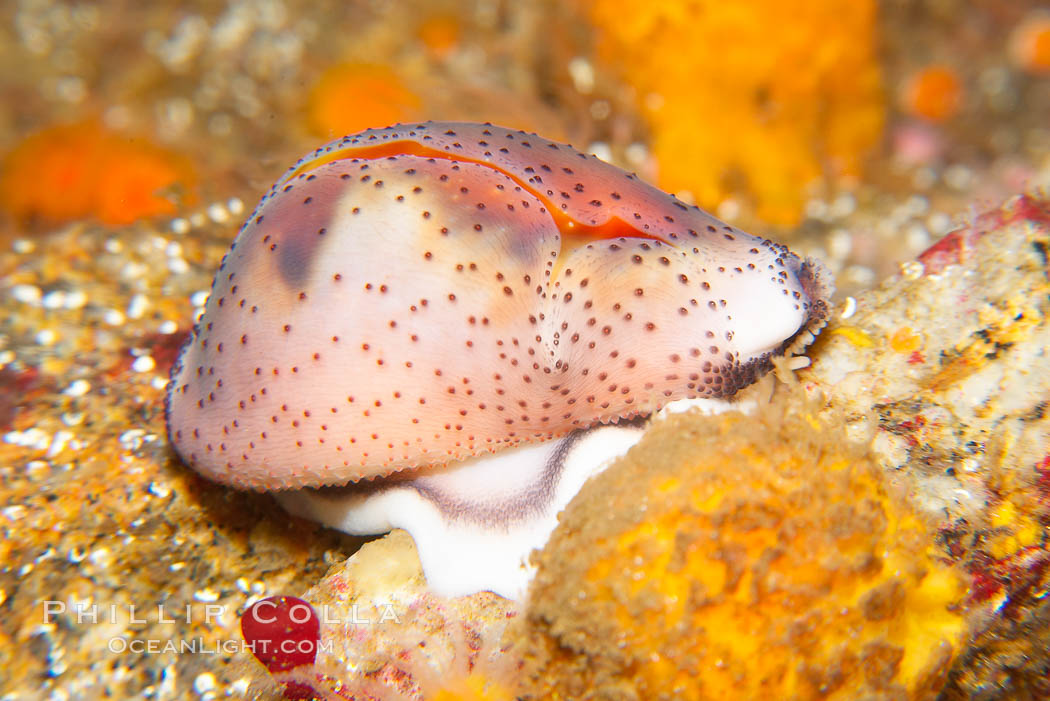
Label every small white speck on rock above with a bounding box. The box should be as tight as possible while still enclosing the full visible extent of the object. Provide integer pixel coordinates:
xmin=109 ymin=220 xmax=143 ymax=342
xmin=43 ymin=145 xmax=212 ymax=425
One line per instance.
xmin=103 ymin=309 xmax=126 ymax=326
xmin=126 ymin=294 xmax=150 ymax=320
xmin=900 ymin=260 xmax=925 ymax=281
xmin=193 ymin=672 xmax=216 ymax=694
xmin=118 ymin=429 xmax=147 ymax=451
xmin=88 ymin=547 xmax=112 ymax=569
xmin=194 ymin=588 xmax=219 ymax=603
xmin=35 ymin=329 xmax=58 ymax=346
xmin=9 ymin=428 xmax=52 ymax=450
xmin=12 ymin=238 xmax=35 ymax=254
xmin=228 ymin=678 xmax=251 ymax=696
xmin=11 ymin=284 xmax=42 ymax=305
xmin=2 ymin=505 xmax=26 ymax=521
xmin=840 ymin=296 xmax=857 ymax=319
xmin=63 ymin=379 xmax=91 ymax=397
xmin=207 ymin=202 xmax=230 ymax=223
xmin=42 ymin=290 xmax=67 ymax=309
xmin=63 ymin=289 xmax=87 ymax=309
xmin=27 ymin=460 xmax=50 ymax=477
xmin=61 ymin=412 xmax=85 ymax=426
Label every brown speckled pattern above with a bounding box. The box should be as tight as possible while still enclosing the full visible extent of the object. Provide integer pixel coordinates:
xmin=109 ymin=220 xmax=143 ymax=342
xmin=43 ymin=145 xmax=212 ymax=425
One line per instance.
xmin=166 ymin=122 xmax=830 ymax=489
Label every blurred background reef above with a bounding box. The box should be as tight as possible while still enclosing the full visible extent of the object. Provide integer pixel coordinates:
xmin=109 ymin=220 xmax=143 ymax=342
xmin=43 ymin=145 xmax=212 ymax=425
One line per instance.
xmin=1 ymin=0 xmax=1049 ymax=698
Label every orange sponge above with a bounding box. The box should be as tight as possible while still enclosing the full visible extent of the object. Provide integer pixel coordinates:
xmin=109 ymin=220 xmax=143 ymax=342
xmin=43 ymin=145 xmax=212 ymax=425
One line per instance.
xmin=519 ymin=395 xmax=966 ymax=700
xmin=583 ymin=0 xmax=885 ymax=227
xmin=900 ymin=65 xmax=963 ymax=123
xmin=0 ymin=121 xmax=195 ymax=227
xmin=306 ymin=63 xmax=423 ymax=138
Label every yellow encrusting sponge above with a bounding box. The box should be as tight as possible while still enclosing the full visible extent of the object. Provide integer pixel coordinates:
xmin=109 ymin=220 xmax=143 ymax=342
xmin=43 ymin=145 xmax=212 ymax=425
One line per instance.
xmin=518 ymin=392 xmax=967 ymax=700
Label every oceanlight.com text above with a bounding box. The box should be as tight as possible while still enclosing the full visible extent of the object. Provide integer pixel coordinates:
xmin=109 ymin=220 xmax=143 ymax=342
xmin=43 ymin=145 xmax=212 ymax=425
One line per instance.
xmin=106 ymin=636 xmax=336 ymax=656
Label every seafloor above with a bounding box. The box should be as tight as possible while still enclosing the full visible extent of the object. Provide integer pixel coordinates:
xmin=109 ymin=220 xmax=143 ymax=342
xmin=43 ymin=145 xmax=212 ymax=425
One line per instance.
xmin=1 ymin=1 xmax=1049 ymax=699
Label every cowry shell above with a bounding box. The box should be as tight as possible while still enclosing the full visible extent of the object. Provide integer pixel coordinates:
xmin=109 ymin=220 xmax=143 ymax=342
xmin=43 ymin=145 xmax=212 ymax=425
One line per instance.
xmin=166 ymin=122 xmax=831 ymax=490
